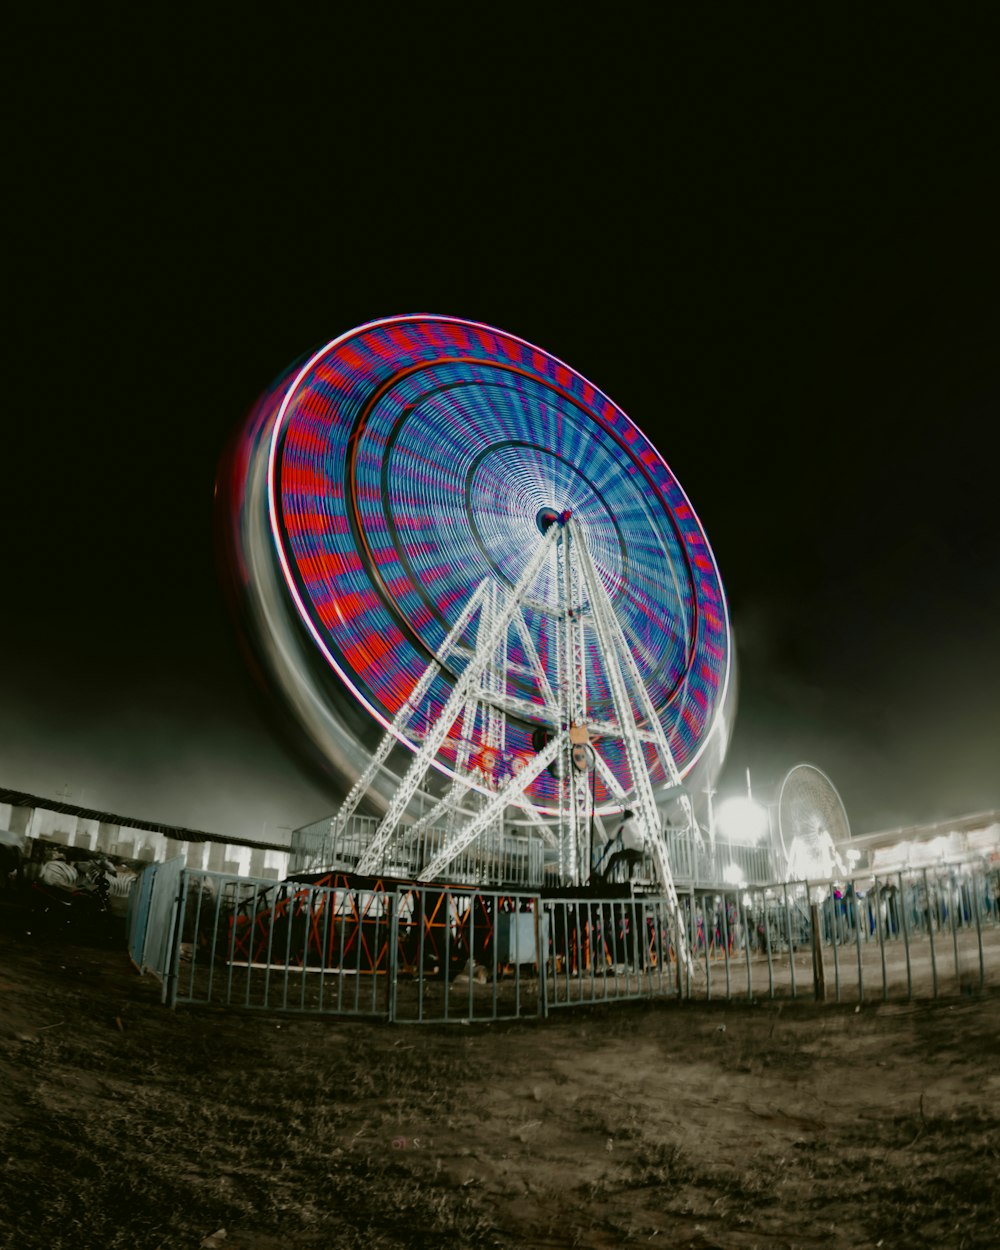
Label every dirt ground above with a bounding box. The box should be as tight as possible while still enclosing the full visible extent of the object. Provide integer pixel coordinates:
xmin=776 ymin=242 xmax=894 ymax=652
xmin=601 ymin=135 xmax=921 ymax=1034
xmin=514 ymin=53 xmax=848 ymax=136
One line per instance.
xmin=2 ymin=903 xmax=999 ymax=1250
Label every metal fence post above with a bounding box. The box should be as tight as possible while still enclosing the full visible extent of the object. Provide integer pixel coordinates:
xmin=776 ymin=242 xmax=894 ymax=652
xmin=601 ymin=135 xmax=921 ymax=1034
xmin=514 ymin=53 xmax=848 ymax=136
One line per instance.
xmin=970 ymin=868 xmax=985 ymax=992
xmin=736 ymin=888 xmax=753 ymax=1001
xmin=388 ymin=888 xmax=400 ymax=1023
xmin=923 ymin=867 xmax=938 ymax=999
xmin=721 ymin=892 xmax=732 ymax=1001
xmin=853 ymin=879 xmax=865 ymax=1004
xmin=782 ymin=883 xmax=796 ymax=999
xmin=763 ymin=889 xmax=775 ymax=999
xmin=898 ymin=871 xmax=912 ymax=1001
xmin=830 ymin=887 xmax=842 ymax=1003
xmin=810 ymin=898 xmax=826 ymax=1001
xmin=536 ymin=896 xmax=548 ymax=1018
xmin=948 ymin=868 xmax=961 ymax=990
xmin=162 ymin=870 xmax=189 ymax=1008
xmin=873 ymin=875 xmax=888 ymax=1002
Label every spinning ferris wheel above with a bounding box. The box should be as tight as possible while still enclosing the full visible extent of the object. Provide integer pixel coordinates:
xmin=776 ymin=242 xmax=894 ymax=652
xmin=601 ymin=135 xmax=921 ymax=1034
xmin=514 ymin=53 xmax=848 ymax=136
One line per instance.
xmin=223 ymin=315 xmax=734 ymax=894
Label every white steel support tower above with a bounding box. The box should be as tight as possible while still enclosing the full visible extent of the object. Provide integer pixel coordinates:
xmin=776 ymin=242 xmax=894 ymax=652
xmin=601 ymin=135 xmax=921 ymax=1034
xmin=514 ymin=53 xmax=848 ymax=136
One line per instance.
xmin=345 ymin=515 xmax=694 ymax=915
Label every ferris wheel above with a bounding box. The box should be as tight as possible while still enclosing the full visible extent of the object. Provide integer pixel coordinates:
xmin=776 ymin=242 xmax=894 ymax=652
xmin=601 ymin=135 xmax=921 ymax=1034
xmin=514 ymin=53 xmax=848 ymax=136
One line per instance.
xmin=222 ymin=315 xmax=734 ymax=889
xmin=778 ymin=763 xmax=851 ymax=881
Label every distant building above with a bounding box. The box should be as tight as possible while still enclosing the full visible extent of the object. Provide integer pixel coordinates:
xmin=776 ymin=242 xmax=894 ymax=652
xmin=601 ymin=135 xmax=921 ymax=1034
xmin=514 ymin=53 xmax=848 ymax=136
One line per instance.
xmin=839 ymin=809 xmax=1000 ymax=875
xmin=0 ymin=788 xmax=290 ymax=880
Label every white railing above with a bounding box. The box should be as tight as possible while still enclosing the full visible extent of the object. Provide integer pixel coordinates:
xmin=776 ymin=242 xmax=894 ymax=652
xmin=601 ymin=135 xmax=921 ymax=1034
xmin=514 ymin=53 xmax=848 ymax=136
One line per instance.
xmin=289 ymin=812 xmax=544 ymax=887
xmin=290 ymin=814 xmax=775 ymax=889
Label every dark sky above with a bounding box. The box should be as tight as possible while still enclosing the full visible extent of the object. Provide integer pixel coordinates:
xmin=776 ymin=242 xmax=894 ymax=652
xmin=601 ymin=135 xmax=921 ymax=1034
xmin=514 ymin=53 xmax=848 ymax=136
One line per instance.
xmin=5 ymin=13 xmax=998 ymax=841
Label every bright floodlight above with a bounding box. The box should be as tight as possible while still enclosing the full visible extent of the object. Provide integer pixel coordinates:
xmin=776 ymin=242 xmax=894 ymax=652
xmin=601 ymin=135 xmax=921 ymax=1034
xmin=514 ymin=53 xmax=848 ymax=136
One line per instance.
xmin=722 ymin=862 xmax=745 ymax=885
xmin=716 ymin=796 xmax=769 ymax=844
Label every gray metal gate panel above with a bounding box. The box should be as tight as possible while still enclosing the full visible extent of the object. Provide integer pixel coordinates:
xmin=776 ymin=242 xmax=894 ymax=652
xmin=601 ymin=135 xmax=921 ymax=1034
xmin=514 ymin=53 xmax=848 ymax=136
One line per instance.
xmin=169 ymin=870 xmax=392 ymax=1017
xmin=389 ymin=886 xmax=543 ymax=1024
xmin=126 ymin=861 xmax=156 ymax=970
xmin=134 ymin=855 xmax=185 ymax=994
xmin=543 ymin=895 xmax=683 ymax=1011
xmin=739 ymin=864 xmax=1000 ymax=1003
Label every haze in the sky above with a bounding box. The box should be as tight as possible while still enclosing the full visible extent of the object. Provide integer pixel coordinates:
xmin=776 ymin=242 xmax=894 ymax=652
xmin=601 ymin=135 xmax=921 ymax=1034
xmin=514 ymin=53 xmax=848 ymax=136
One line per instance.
xmin=4 ymin=13 xmax=997 ymax=841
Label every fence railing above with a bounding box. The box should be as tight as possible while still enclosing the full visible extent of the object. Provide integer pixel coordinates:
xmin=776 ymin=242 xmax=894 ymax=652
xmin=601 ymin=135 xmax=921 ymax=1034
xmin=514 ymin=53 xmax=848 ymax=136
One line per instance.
xmin=167 ymin=869 xmax=394 ymax=1016
xmin=676 ymin=862 xmax=1000 ymax=1004
xmin=143 ymin=861 xmax=1000 ymax=1022
xmin=289 ymin=816 xmax=780 ymax=891
xmin=288 ymin=813 xmax=544 ymax=888
xmin=389 ymin=885 xmax=543 ymax=1023
xmin=658 ymin=829 xmax=774 ymax=888
xmin=542 ymin=896 xmax=686 ymax=1009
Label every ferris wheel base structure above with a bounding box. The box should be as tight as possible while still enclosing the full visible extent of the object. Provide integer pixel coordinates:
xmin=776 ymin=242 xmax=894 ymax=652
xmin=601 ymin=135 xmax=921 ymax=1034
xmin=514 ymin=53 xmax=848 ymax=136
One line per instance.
xmin=220 ymin=315 xmax=736 ymax=901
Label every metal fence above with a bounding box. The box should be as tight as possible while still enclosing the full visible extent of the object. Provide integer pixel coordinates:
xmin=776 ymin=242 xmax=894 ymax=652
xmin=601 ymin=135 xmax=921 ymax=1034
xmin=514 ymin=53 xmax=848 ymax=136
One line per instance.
xmin=542 ymin=895 xmax=686 ymax=1009
xmin=288 ymin=814 xmax=379 ymax=875
xmin=655 ymin=829 xmax=773 ymax=889
xmin=731 ymin=862 xmax=1000 ymax=1004
xmin=288 ymin=815 xmax=775 ymax=891
xmin=148 ymin=861 xmax=1000 ymax=1022
xmin=288 ymin=813 xmax=544 ymax=888
xmin=168 ymin=869 xmax=393 ymax=1016
xmin=542 ymin=864 xmax=1000 ymax=1008
xmin=164 ymin=871 xmax=546 ymax=1022
xmin=388 ymin=886 xmax=543 ymax=1023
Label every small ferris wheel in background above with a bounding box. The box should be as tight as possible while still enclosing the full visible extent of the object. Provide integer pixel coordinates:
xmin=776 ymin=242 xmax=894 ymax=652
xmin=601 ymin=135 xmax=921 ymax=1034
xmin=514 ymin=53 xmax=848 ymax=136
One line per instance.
xmin=778 ymin=763 xmax=851 ymax=881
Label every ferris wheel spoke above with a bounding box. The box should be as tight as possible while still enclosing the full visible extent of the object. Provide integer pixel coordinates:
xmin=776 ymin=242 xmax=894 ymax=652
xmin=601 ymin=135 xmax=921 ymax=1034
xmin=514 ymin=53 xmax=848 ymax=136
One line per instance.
xmin=591 ymin=747 xmax=628 ymax=800
xmin=421 ymin=733 xmax=565 ymax=880
xmin=355 ymin=525 xmax=559 ymax=875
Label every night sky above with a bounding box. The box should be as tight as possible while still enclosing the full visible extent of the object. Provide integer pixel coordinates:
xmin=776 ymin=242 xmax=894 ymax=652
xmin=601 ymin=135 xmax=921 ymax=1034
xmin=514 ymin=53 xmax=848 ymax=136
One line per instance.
xmin=5 ymin=13 xmax=998 ymax=842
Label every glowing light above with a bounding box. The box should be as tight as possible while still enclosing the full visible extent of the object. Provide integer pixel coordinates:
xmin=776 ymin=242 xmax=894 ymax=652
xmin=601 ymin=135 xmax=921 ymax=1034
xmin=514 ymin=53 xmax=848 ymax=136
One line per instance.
xmin=722 ymin=862 xmax=745 ymax=885
xmin=716 ymin=796 xmax=769 ymax=844
xmin=786 ymin=833 xmax=843 ymax=881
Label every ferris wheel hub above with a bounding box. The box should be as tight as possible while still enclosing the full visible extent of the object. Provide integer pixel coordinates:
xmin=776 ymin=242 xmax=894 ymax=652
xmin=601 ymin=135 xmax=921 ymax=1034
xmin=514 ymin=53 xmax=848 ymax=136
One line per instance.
xmin=535 ymin=506 xmax=572 ymax=534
